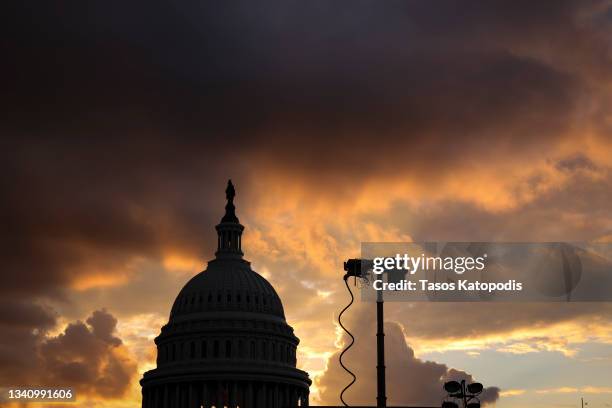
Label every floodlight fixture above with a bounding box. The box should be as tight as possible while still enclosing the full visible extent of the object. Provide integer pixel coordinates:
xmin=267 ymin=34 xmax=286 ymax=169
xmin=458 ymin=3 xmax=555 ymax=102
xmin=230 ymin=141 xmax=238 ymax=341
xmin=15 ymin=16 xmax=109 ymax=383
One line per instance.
xmin=444 ymin=381 xmax=462 ymax=393
xmin=467 ymin=383 xmax=483 ymax=394
xmin=442 ymin=379 xmax=485 ymax=408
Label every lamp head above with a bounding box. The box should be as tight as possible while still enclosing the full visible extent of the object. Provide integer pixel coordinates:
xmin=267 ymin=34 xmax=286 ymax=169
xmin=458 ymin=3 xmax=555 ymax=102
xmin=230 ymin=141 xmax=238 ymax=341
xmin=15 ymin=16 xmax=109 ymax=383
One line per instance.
xmin=444 ymin=381 xmax=462 ymax=394
xmin=343 ymin=259 xmax=372 ymax=280
xmin=467 ymin=383 xmax=483 ymax=395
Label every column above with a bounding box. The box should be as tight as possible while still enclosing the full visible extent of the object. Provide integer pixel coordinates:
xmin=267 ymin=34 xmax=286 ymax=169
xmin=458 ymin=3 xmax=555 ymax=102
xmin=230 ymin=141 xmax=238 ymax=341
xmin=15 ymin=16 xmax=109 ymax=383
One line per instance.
xmin=290 ymin=386 xmax=297 ymax=407
xmin=238 ymin=382 xmax=245 ymax=408
xmin=227 ymin=382 xmax=233 ymax=407
xmin=175 ymin=384 xmax=181 ymax=408
xmin=257 ymin=383 xmax=265 ymax=408
xmin=231 ymin=382 xmax=238 ymax=408
xmin=216 ymin=382 xmax=223 ymax=408
xmin=246 ymin=382 xmax=254 ymax=408
xmin=285 ymin=385 xmax=290 ymax=408
xmin=274 ymin=384 xmax=279 ymax=408
xmin=202 ymin=382 xmax=209 ymax=408
xmin=187 ymin=382 xmax=193 ymax=408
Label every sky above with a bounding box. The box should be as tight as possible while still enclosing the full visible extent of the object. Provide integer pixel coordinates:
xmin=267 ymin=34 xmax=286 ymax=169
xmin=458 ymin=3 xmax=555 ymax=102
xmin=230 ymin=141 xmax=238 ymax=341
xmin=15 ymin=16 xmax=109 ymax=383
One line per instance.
xmin=2 ymin=1 xmax=612 ymax=407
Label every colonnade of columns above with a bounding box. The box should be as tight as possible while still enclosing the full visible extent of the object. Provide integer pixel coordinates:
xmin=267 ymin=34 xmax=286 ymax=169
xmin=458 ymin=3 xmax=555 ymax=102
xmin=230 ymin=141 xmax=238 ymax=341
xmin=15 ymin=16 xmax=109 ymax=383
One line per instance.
xmin=142 ymin=380 xmax=309 ymax=408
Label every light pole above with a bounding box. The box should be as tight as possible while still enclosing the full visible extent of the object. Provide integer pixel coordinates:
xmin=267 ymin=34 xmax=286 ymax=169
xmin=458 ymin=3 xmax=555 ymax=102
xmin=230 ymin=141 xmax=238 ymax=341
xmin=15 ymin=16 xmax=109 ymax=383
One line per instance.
xmin=343 ymin=258 xmax=386 ymax=408
xmin=442 ymin=380 xmax=483 ymax=408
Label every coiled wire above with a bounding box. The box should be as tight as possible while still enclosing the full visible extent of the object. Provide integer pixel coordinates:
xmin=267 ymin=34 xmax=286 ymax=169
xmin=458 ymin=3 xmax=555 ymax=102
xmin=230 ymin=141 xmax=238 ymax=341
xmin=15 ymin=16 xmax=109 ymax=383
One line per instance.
xmin=338 ymin=277 xmax=357 ymax=407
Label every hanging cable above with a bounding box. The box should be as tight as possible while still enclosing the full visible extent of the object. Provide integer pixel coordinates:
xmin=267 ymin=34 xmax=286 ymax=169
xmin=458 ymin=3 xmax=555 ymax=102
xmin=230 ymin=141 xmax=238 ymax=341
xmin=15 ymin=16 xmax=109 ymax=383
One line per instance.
xmin=338 ymin=276 xmax=357 ymax=407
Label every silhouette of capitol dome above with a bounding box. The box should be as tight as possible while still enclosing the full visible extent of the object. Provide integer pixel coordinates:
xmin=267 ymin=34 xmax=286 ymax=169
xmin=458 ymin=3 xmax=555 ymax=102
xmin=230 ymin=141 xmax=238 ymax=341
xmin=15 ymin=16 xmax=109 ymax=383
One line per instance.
xmin=140 ymin=180 xmax=311 ymax=408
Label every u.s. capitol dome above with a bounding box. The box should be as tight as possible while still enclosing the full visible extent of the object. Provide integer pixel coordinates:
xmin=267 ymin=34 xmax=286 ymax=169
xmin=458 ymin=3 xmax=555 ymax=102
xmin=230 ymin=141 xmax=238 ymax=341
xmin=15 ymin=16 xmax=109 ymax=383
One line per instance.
xmin=140 ymin=180 xmax=311 ymax=407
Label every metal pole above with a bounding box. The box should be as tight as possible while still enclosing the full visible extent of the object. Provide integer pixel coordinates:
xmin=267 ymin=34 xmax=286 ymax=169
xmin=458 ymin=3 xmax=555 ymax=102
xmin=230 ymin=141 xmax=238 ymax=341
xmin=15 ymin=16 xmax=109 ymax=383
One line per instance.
xmin=376 ymin=289 xmax=386 ymax=408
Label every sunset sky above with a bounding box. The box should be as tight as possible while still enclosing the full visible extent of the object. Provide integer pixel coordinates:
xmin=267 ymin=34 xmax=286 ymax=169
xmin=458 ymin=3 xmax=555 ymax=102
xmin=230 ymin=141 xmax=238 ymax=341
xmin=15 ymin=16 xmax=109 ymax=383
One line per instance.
xmin=2 ymin=2 xmax=612 ymax=407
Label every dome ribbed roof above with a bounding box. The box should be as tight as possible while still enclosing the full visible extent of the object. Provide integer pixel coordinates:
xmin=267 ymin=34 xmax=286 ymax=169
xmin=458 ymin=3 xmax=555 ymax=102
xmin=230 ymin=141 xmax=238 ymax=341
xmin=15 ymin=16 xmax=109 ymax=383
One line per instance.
xmin=170 ymin=258 xmax=285 ymax=319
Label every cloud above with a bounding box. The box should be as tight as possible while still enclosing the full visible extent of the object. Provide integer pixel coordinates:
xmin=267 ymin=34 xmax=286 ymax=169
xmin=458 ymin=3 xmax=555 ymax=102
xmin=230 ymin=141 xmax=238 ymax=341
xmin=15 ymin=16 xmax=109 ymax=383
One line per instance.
xmin=1 ymin=2 xmax=612 ymax=406
xmin=0 ymin=300 xmax=57 ymax=385
xmin=1 ymin=0 xmax=611 ymax=302
xmin=536 ymin=386 xmax=612 ymax=394
xmin=386 ymin=302 xmax=612 ymax=342
xmin=315 ymin=303 xmax=499 ymax=406
xmin=500 ymin=389 xmax=526 ymax=397
xmin=0 ymin=306 xmax=137 ymax=400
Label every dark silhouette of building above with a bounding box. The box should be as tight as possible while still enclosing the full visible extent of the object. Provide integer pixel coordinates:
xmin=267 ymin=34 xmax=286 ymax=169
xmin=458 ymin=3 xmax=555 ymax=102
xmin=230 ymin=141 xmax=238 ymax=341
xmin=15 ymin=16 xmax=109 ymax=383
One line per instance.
xmin=140 ymin=180 xmax=311 ymax=407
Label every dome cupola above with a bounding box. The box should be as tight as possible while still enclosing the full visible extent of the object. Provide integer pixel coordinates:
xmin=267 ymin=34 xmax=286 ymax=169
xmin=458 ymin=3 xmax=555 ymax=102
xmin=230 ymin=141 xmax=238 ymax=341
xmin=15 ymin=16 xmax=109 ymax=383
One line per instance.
xmin=215 ymin=180 xmax=244 ymax=259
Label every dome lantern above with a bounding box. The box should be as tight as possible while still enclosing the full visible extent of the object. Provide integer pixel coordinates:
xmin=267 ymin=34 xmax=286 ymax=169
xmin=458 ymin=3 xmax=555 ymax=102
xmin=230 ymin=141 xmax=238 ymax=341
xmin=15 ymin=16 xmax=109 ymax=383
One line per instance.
xmin=215 ymin=179 xmax=244 ymax=259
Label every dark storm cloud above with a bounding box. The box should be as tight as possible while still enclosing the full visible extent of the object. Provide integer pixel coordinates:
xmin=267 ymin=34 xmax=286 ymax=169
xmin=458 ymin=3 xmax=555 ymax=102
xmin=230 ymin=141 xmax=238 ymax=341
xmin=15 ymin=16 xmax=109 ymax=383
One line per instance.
xmin=2 ymin=1 xmax=596 ymax=145
xmin=373 ymin=163 xmax=612 ymax=243
xmin=0 ymin=300 xmax=57 ymax=384
xmin=40 ymin=309 xmax=136 ymax=398
xmin=1 ymin=137 xmax=227 ymax=297
xmin=0 ymin=2 xmax=611 ymax=404
xmin=0 ymin=307 xmax=136 ymax=398
xmin=0 ymin=298 xmax=56 ymax=329
xmin=3 ymin=0 xmax=610 ymax=301
xmin=556 ymin=154 xmax=599 ymax=173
